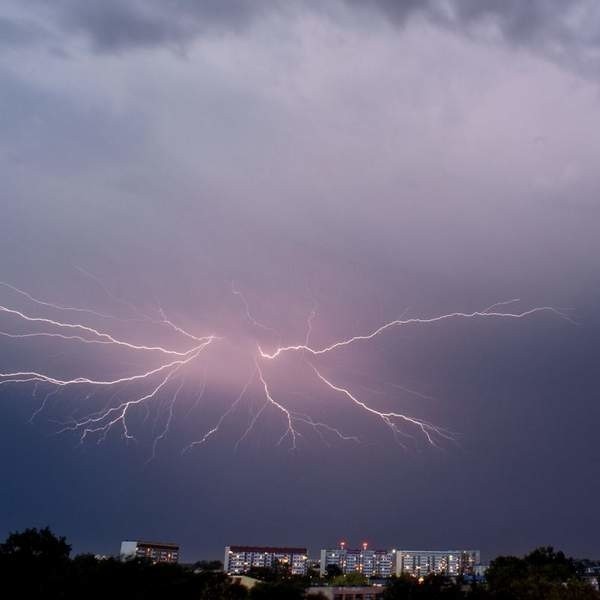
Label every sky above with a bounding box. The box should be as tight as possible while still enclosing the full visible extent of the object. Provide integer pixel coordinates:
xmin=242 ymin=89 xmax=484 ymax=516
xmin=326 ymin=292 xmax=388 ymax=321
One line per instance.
xmin=1 ymin=0 xmax=600 ymax=563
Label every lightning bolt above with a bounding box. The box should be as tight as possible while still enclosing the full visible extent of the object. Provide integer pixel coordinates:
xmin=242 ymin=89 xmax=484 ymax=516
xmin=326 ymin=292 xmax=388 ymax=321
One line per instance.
xmin=148 ymin=379 xmax=186 ymax=463
xmin=255 ymin=359 xmax=298 ymax=449
xmin=310 ymin=365 xmax=453 ymax=448
xmin=0 ymin=279 xmax=570 ymax=455
xmin=183 ymin=367 xmax=256 ymax=452
xmin=258 ymin=306 xmax=572 ymax=360
xmin=231 ymin=281 xmax=279 ymax=335
xmin=53 ymin=340 xmax=213 ymax=444
xmin=0 ymin=302 xmax=203 ymax=356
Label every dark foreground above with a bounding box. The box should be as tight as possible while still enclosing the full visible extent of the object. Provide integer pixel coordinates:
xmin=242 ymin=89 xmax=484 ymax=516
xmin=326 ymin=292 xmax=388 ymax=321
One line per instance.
xmin=1 ymin=528 xmax=598 ymax=599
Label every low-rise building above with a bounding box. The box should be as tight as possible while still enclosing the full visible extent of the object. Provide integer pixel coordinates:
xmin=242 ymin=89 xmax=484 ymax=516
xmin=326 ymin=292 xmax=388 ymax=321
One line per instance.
xmin=308 ymin=586 xmax=385 ymax=600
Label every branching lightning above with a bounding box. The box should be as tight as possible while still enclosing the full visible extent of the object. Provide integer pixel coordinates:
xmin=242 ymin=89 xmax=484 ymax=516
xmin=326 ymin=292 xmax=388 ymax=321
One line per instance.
xmin=0 ymin=278 xmax=570 ymax=455
xmin=257 ymin=306 xmax=571 ymax=360
xmin=310 ymin=365 xmax=452 ymax=448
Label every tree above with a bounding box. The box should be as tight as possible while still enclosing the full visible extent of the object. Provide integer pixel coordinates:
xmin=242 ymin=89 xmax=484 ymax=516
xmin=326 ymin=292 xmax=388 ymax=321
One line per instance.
xmin=485 ymin=555 xmax=528 ymax=598
xmin=1 ymin=526 xmax=71 ymax=561
xmin=271 ymin=557 xmax=291 ymax=580
xmin=383 ymin=573 xmax=464 ymax=599
xmin=325 ymin=563 xmax=343 ymax=579
xmin=246 ymin=565 xmax=278 ymax=582
xmin=525 ymin=547 xmax=576 ymax=581
xmin=330 ymin=571 xmax=368 ymax=586
xmin=486 ymin=547 xmax=600 ymax=600
xmin=0 ymin=528 xmax=250 ymax=600
xmin=0 ymin=526 xmax=71 ymax=596
xmin=383 ymin=574 xmax=418 ymax=599
xmin=194 ymin=559 xmax=224 ymax=571
xmin=249 ymin=579 xmax=306 ymax=600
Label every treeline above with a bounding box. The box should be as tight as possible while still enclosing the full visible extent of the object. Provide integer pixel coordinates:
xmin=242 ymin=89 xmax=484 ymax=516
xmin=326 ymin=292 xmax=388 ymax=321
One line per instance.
xmin=0 ymin=527 xmax=307 ymax=599
xmin=0 ymin=527 xmax=598 ymax=599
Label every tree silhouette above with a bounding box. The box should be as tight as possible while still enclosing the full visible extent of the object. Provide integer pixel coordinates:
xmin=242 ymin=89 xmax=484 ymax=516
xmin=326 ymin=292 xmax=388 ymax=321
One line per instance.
xmin=0 ymin=526 xmax=71 ymax=597
xmin=486 ymin=546 xmax=599 ymax=600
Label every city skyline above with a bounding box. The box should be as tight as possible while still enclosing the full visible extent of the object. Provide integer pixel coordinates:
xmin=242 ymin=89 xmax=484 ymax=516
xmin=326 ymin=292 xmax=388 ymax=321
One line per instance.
xmin=1 ymin=0 xmax=599 ymax=564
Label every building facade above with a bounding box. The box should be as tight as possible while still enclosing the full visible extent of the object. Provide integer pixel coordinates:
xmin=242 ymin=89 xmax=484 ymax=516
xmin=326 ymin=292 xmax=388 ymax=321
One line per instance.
xmin=224 ymin=545 xmax=308 ymax=576
xmin=320 ymin=543 xmax=395 ymax=578
xmin=395 ymin=550 xmax=480 ymax=577
xmin=308 ymin=586 xmax=385 ymax=599
xmin=120 ymin=540 xmax=179 ymax=564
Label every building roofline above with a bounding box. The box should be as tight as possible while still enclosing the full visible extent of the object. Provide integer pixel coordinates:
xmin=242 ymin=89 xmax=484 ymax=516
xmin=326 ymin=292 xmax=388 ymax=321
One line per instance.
xmin=123 ymin=540 xmax=179 ymax=549
xmin=227 ymin=545 xmax=307 ymax=554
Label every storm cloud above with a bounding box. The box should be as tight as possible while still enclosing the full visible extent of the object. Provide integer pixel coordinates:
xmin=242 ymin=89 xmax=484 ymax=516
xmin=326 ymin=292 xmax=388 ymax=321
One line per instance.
xmin=3 ymin=0 xmax=600 ymax=66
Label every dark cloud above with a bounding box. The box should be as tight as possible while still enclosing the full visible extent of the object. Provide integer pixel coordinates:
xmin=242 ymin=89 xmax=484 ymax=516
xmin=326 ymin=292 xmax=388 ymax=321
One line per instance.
xmin=35 ymin=0 xmax=276 ymax=52
xmin=352 ymin=0 xmax=600 ymax=60
xmin=447 ymin=0 xmax=586 ymax=43
xmin=2 ymin=0 xmax=599 ymax=58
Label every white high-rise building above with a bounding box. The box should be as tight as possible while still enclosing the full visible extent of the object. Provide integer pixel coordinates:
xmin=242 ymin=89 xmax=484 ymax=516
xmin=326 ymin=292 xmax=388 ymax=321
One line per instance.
xmin=224 ymin=545 xmax=308 ymax=576
xmin=320 ymin=542 xmax=395 ymax=578
xmin=395 ymin=549 xmax=481 ymax=577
